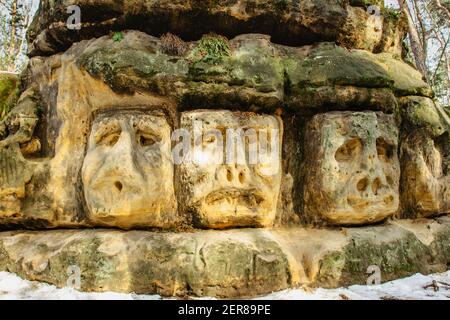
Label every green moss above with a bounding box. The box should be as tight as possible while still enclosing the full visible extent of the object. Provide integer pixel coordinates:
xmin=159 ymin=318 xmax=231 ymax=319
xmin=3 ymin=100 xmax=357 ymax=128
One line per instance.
xmin=0 ymin=74 xmax=20 ymax=120
xmin=382 ymin=7 xmax=402 ymax=20
xmin=112 ymin=32 xmax=124 ymax=42
xmin=285 ymin=44 xmax=394 ymax=89
xmin=432 ymin=225 xmax=450 ymax=264
xmin=188 ymin=34 xmax=231 ymax=65
xmin=341 ymin=232 xmax=437 ymax=284
xmin=43 ymin=238 xmax=116 ymax=290
xmin=400 ymin=96 xmax=444 ymax=135
xmin=78 ymin=47 xmax=188 ymax=94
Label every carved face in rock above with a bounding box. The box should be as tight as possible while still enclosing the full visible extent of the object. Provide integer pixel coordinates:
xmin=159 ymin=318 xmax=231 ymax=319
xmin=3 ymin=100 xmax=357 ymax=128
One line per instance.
xmin=82 ymin=110 xmax=176 ymax=228
xmin=303 ymin=111 xmax=400 ymax=225
xmin=178 ymin=110 xmax=282 ymax=229
xmin=0 ymin=145 xmax=32 ymax=217
xmin=402 ymin=130 xmax=449 ymax=217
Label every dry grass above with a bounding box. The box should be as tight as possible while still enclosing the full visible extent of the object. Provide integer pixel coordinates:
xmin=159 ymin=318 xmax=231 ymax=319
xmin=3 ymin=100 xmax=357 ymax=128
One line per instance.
xmin=159 ymin=33 xmax=188 ymax=56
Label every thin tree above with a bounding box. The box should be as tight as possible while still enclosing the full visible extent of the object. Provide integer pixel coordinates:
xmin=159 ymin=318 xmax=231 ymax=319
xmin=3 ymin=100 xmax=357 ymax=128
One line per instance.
xmin=0 ymin=0 xmax=34 ymax=73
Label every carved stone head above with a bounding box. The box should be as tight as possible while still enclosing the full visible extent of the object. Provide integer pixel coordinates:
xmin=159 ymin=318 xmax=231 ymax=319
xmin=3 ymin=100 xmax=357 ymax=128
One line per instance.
xmin=303 ymin=111 xmax=400 ymax=225
xmin=178 ymin=110 xmax=282 ymax=228
xmin=402 ymin=130 xmax=449 ymax=217
xmin=400 ymin=97 xmax=450 ymax=217
xmin=82 ymin=109 xmax=177 ymax=228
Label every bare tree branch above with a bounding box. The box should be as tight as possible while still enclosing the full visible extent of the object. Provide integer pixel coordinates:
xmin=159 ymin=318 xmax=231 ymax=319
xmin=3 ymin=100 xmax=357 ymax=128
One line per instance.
xmin=397 ymin=0 xmax=429 ymax=81
xmin=433 ymin=0 xmax=450 ymax=21
xmin=432 ymin=35 xmax=450 ymax=84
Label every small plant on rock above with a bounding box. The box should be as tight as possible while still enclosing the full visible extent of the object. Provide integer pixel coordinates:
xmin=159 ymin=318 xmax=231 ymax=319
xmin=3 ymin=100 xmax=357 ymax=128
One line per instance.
xmin=112 ymin=32 xmax=124 ymax=42
xmin=187 ymin=34 xmax=231 ymax=65
xmin=160 ymin=33 xmax=188 ymax=56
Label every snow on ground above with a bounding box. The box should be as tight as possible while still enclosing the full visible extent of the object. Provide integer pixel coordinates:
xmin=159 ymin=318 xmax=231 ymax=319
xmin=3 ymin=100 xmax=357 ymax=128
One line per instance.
xmin=257 ymin=271 xmax=450 ymax=300
xmin=0 ymin=271 xmax=448 ymax=300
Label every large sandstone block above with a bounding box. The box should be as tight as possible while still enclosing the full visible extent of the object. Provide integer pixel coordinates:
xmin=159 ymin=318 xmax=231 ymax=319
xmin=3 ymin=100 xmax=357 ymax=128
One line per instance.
xmin=178 ymin=110 xmax=283 ymax=228
xmin=0 ymin=217 xmax=448 ymax=297
xmin=400 ymin=97 xmax=450 ymax=218
xmin=73 ymin=31 xmax=429 ymax=111
xmin=28 ymin=0 xmax=406 ymax=56
xmin=303 ymin=111 xmax=400 ymax=225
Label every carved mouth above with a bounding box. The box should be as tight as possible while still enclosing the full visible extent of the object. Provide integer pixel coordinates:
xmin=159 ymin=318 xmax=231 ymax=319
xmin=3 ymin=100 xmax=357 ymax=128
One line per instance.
xmin=205 ymin=188 xmax=265 ymax=207
xmin=347 ymin=195 xmax=395 ymax=208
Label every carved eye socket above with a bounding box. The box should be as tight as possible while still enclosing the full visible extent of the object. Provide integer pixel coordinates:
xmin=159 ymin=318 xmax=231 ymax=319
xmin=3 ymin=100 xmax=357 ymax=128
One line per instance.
xmin=376 ymin=138 xmax=394 ymax=162
xmin=335 ymin=138 xmax=362 ymax=162
xmin=97 ymin=133 xmax=120 ymax=147
xmin=138 ymin=133 xmax=157 ymax=147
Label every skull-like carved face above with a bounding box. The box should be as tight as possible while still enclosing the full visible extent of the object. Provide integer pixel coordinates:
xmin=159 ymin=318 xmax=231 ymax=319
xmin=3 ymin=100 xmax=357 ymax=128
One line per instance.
xmin=303 ymin=111 xmax=400 ymax=225
xmin=402 ymin=129 xmax=450 ymax=217
xmin=178 ymin=110 xmax=282 ymax=229
xmin=82 ymin=110 xmax=176 ymax=228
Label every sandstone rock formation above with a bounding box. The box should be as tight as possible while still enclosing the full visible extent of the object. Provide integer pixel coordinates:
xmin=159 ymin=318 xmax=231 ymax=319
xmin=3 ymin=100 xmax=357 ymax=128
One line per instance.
xmin=303 ymin=111 xmax=400 ymax=225
xmin=82 ymin=109 xmax=177 ymax=229
xmin=0 ymin=0 xmax=448 ymax=298
xmin=400 ymin=96 xmax=450 ymax=218
xmin=28 ymin=0 xmax=406 ymax=56
xmin=0 ymin=217 xmax=448 ymax=297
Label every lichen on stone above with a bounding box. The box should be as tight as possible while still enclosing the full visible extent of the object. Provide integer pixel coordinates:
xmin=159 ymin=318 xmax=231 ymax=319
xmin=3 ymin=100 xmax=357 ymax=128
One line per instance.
xmin=0 ymin=74 xmax=20 ymax=121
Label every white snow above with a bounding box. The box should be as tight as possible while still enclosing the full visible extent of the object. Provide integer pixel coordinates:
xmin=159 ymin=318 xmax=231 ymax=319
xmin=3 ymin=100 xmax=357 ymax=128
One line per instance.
xmin=0 ymin=271 xmax=448 ymax=300
xmin=257 ymin=271 xmax=450 ymax=300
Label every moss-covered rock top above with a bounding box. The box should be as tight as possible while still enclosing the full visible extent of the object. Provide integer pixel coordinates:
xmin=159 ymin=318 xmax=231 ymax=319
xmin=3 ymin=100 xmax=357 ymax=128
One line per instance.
xmin=74 ymin=31 xmax=430 ymax=112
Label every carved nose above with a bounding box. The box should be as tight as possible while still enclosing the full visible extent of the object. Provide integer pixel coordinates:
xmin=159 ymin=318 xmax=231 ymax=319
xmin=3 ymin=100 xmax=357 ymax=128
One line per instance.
xmin=357 ymin=177 xmax=384 ymax=195
xmin=114 ymin=181 xmax=123 ymax=192
xmin=221 ymin=166 xmax=248 ymax=185
xmin=98 ymin=130 xmax=145 ymax=190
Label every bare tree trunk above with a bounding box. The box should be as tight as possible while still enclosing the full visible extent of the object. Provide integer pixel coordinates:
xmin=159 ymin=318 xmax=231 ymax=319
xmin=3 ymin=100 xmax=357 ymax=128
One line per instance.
xmin=397 ymin=0 xmax=429 ymax=82
xmin=412 ymin=0 xmax=428 ymax=59
xmin=7 ymin=0 xmax=19 ymax=73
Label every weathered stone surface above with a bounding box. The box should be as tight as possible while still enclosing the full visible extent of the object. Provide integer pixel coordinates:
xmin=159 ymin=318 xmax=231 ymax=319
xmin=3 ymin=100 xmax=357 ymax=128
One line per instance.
xmin=0 ymin=88 xmax=40 ymax=151
xmin=400 ymin=96 xmax=450 ymax=218
xmin=317 ymin=217 xmax=450 ymax=287
xmin=283 ymin=44 xmax=431 ymax=108
xmin=303 ymin=111 xmax=400 ymax=225
xmin=0 ymin=31 xmax=439 ymax=230
xmin=286 ymin=86 xmax=398 ymax=114
xmin=178 ymin=110 xmax=282 ymax=229
xmin=76 ymin=32 xmax=285 ymax=110
xmin=73 ymin=32 xmax=429 ymax=109
xmin=0 ymin=74 xmax=20 ymax=120
xmin=0 ymin=0 xmax=447 ymax=300
xmin=28 ymin=0 xmax=406 ymax=57
xmin=0 ymin=88 xmax=47 ymax=224
xmin=82 ymin=110 xmax=178 ymax=229
xmin=0 ymin=217 xmax=448 ymax=297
